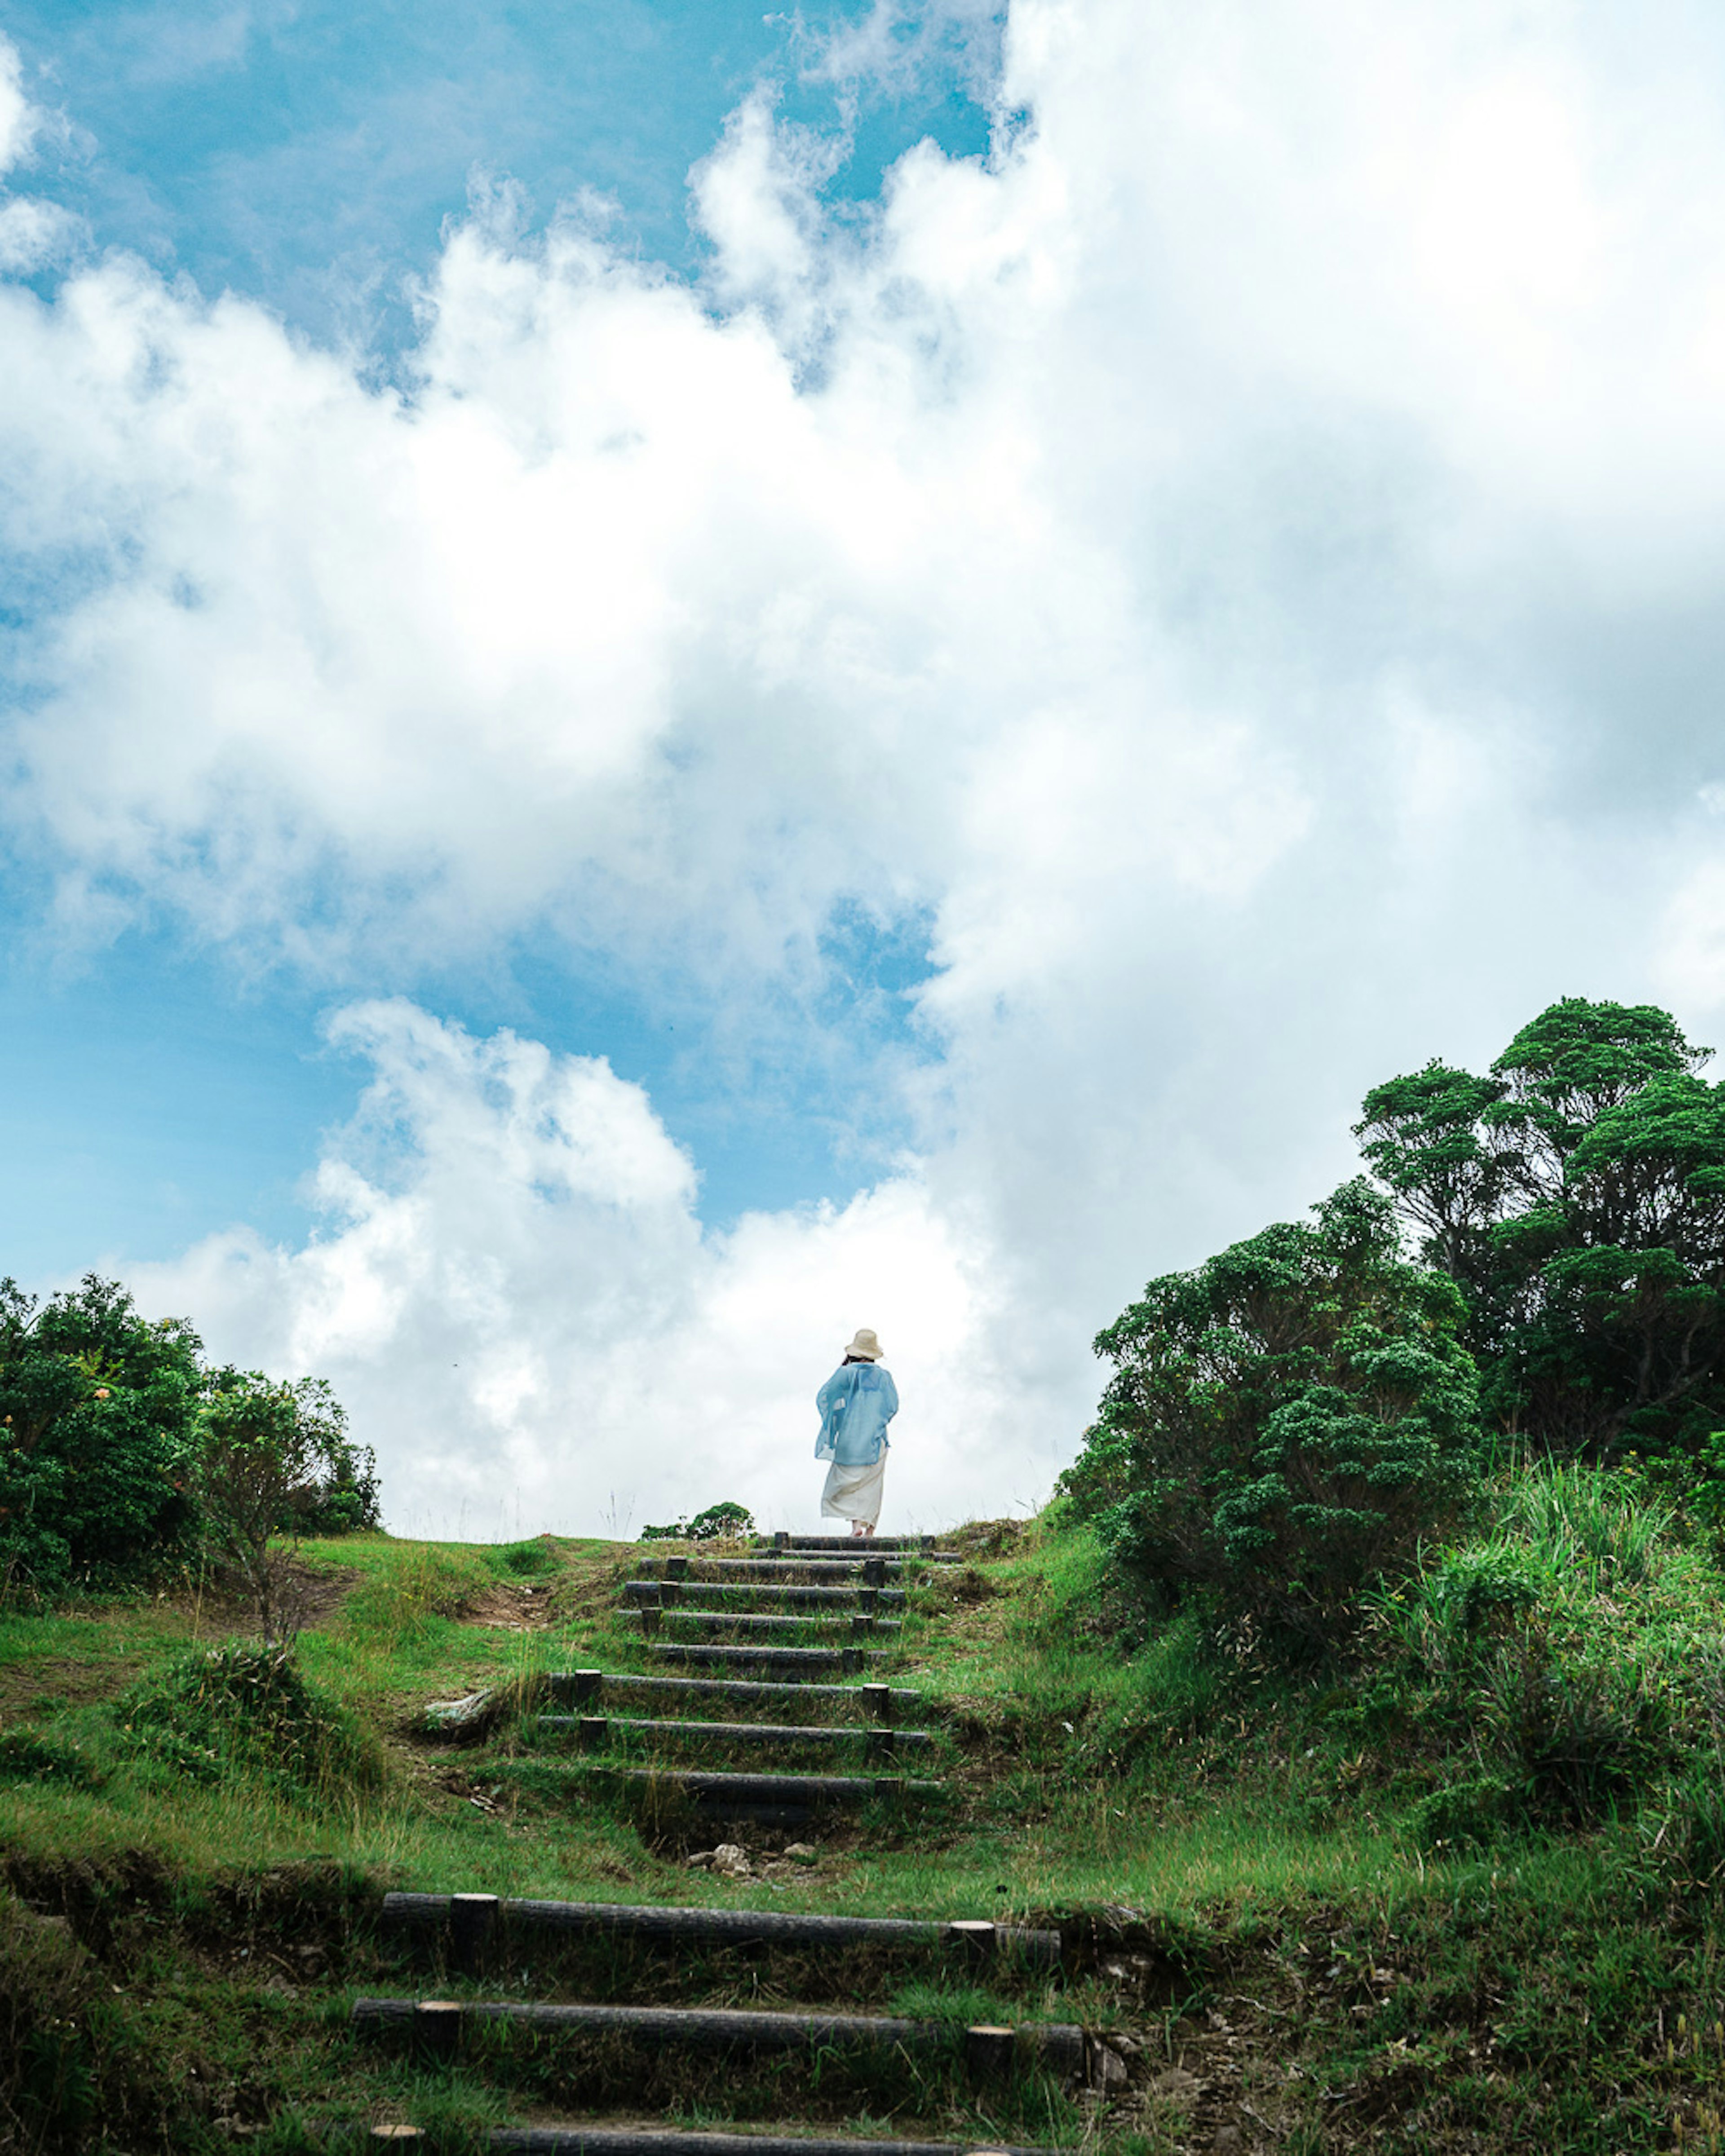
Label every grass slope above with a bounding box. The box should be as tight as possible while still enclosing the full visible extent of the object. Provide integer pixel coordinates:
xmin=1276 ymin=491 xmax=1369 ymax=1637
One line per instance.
xmin=1 ymin=1505 xmax=1724 ymax=2152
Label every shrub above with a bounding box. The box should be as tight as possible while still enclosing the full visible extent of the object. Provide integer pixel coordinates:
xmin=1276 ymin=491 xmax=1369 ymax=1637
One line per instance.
xmin=0 ymin=1887 xmax=165 ymax=2152
xmin=1360 ymin=1462 xmax=1725 ymax=1843
xmin=639 ymin=1500 xmax=755 ymax=1543
xmin=0 ymin=1274 xmax=375 ymax=1605
xmin=191 ymin=1368 xmax=377 ymax=1639
xmin=1062 ymin=1180 xmax=1481 ymax=1648
xmin=0 ymin=1274 xmax=202 ymax=1595
xmin=493 ymin=1537 xmax=558 ymax=1577
xmin=115 ymin=1640 xmax=385 ymax=1803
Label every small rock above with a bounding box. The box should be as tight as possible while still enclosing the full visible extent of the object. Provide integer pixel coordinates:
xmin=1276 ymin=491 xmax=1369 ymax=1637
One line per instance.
xmin=783 ymin=1842 xmax=818 ymax=1861
xmin=1090 ymin=2043 xmax=1129 ymax=2092
xmin=1212 ymin=2127 xmax=1243 ymax=2156
xmin=424 ymin=1690 xmax=495 ymax=1729
xmin=711 ymin=1843 xmax=752 ymax=1878
xmin=1152 ymin=2066 xmax=1202 ymax=2103
xmin=686 ymin=1851 xmax=715 ymax=1869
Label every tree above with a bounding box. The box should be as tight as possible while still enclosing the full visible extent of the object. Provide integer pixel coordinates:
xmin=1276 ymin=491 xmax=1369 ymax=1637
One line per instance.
xmin=1061 ymin=1181 xmax=1482 ymax=1648
xmin=1357 ymin=999 xmax=1725 ymax=1456
xmin=191 ymin=1370 xmax=376 ymax=1641
xmin=0 ymin=1276 xmax=203 ymax=1595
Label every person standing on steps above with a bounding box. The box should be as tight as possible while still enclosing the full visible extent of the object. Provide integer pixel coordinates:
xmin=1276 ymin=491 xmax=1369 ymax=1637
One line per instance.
xmin=815 ymin=1328 xmax=898 ymax=1539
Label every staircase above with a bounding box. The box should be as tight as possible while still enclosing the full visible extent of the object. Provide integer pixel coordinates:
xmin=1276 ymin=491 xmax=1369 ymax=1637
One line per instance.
xmin=356 ymin=1533 xmax=1084 ymax=2151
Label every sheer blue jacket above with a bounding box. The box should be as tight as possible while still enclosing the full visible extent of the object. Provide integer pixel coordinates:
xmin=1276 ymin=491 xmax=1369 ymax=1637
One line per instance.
xmin=815 ymin=1361 xmax=899 ymax=1467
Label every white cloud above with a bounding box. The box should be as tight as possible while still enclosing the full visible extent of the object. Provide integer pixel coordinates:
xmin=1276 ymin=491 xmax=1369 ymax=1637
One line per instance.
xmin=13 ymin=4 xmax=1725 ymax=1526
xmin=0 ymin=38 xmax=38 ymax=176
xmin=129 ymin=1002 xmax=1035 ymax=1537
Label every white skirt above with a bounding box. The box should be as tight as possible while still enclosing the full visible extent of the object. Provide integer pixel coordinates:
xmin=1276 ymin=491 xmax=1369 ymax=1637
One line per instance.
xmin=820 ymin=1456 xmax=886 ymax=1526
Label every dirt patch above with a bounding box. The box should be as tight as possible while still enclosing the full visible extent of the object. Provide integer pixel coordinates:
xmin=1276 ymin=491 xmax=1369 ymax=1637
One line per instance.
xmin=459 ymin=1581 xmax=560 ymax=1629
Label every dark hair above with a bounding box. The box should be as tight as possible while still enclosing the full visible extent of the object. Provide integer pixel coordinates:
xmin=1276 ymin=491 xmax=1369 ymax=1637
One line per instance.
xmin=842 ymin=1353 xmax=870 ymax=1365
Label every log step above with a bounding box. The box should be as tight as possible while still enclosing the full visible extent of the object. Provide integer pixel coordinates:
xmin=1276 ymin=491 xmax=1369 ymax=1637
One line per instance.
xmin=646 ymin=1646 xmax=887 ymax=1675
xmin=628 ymin=1611 xmax=902 ymax=1636
xmin=637 ymin=1558 xmax=929 ymax=1582
xmin=380 ymin=1893 xmax=1060 ymax=1966
xmin=535 ymin=1715 xmax=934 ymax=1751
xmin=626 ymin=1581 xmax=907 ymax=1608
xmin=487 ymin=2132 xmax=1055 ymax=2156
xmin=352 ymin=1995 xmax=1084 ymax=2076
xmin=598 ymin=1767 xmax=941 ymax=1805
xmin=760 ymin=1536 xmax=957 ymax=1558
xmin=543 ymin=1672 xmax=923 ymax=1717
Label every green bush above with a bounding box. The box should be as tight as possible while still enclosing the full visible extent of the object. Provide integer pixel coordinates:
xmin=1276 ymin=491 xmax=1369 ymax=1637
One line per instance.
xmin=0 ymin=1274 xmax=202 ymax=1595
xmin=0 ymin=1273 xmax=376 ymax=1605
xmin=493 ymin=1537 xmax=558 ymax=1576
xmin=115 ymin=1640 xmax=385 ymax=1803
xmin=1360 ymin=1463 xmax=1725 ymax=1843
xmin=639 ymin=1500 xmax=756 ymax=1543
xmin=0 ymin=1729 xmax=102 ymax=1790
xmin=1062 ymin=1180 xmax=1481 ymax=1648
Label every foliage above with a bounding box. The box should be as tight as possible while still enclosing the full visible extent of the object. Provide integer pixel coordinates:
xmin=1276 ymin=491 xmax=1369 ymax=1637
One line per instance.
xmin=1357 ymin=996 xmax=1725 ymax=1456
xmin=115 ymin=1639 xmax=385 ymax=1801
xmin=192 ymin=1368 xmax=376 ymax=1639
xmin=1060 ymin=1180 xmax=1481 ymax=1645
xmin=639 ymin=1500 xmax=756 ymax=1543
xmin=0 ymin=1272 xmax=203 ymax=1596
xmin=1354 ymin=1462 xmax=1725 ymax=1846
xmin=493 ymin=1537 xmax=559 ymax=1576
xmin=0 ymin=1274 xmax=376 ymax=1607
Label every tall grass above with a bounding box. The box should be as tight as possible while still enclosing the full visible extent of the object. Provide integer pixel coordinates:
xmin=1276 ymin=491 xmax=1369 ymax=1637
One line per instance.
xmin=1357 ymin=1461 xmax=1725 ymax=1852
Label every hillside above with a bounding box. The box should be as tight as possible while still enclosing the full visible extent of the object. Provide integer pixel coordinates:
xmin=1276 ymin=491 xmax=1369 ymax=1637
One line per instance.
xmin=2 ymin=1511 xmax=1724 ymax=2154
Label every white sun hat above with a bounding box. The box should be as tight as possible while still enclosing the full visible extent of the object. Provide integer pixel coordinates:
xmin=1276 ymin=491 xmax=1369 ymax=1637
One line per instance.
xmin=844 ymin=1328 xmax=884 ymax=1361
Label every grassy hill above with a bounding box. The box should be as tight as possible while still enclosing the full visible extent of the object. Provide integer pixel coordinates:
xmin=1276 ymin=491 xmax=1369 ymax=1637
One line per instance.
xmin=3 ymin=1506 xmax=1725 ymax=2153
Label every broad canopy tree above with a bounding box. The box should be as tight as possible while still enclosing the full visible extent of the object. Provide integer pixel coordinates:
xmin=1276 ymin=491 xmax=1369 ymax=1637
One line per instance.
xmin=1062 ymin=1181 xmax=1481 ymax=1645
xmin=0 ymin=1274 xmax=377 ymax=1605
xmin=1356 ymin=998 xmax=1725 ymax=1456
xmin=1067 ymin=995 xmax=1725 ymax=1644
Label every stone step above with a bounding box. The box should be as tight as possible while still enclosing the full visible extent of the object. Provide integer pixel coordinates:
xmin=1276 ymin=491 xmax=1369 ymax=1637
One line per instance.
xmin=542 ymin=1672 xmax=923 ymax=1719
xmin=484 ymin=2131 xmax=1057 ymax=2156
xmin=626 ymin=1580 xmax=907 ymax=1609
xmin=627 ymin=1610 xmax=902 ymax=1638
xmin=645 ymin=1645 xmax=889 ymax=1677
xmin=352 ymin=1995 xmax=1084 ymax=2077
xmin=380 ymin=1893 xmax=1060 ymax=1969
xmin=535 ymin=1714 xmax=936 ymax=1754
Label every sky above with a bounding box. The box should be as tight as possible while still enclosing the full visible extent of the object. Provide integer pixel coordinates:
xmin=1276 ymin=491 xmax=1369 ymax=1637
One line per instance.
xmin=4 ymin=0 xmax=1725 ymax=1538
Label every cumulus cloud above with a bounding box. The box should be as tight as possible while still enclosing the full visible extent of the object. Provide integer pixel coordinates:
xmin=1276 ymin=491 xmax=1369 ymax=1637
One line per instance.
xmin=10 ymin=4 xmax=1725 ymax=1525
xmin=129 ymin=1001 xmax=1031 ymax=1536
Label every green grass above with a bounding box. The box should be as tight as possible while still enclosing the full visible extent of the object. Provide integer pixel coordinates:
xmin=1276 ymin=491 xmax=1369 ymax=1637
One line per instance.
xmin=5 ymin=1502 xmax=1725 ymax=2150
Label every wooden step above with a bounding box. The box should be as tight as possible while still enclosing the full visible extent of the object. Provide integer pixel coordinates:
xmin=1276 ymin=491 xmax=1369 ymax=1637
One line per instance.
xmin=352 ymin=1995 xmax=1084 ymax=2076
xmin=543 ymin=1672 xmax=923 ymax=1719
xmin=380 ymin=1893 xmax=1060 ymax=1968
xmin=759 ymin=1536 xmax=958 ymax=1559
xmin=597 ymin=1767 xmax=941 ymax=1809
xmin=638 ymin=1557 xmax=930 ymax=1582
xmin=627 ymin=1610 xmax=902 ymax=1637
xmin=626 ymin=1580 xmax=907 ymax=1608
xmin=486 ymin=2131 xmax=1058 ymax=2156
xmin=535 ymin=1714 xmax=935 ymax=1753
xmin=646 ymin=1645 xmax=886 ymax=1676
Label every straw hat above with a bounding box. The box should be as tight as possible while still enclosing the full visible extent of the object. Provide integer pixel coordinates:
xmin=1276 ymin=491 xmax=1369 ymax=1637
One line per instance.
xmin=844 ymin=1327 xmax=883 ymax=1361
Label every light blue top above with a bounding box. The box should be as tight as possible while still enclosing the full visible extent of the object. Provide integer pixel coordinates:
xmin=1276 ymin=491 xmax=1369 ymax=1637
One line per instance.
xmin=815 ymin=1361 xmax=899 ymax=1467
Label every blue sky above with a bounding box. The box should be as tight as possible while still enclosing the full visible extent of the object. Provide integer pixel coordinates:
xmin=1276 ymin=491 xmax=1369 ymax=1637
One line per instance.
xmin=0 ymin=0 xmax=983 ymax=1281
xmin=4 ymin=0 xmax=1725 ymax=1532
xmin=3 ymin=0 xmax=992 ymax=345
